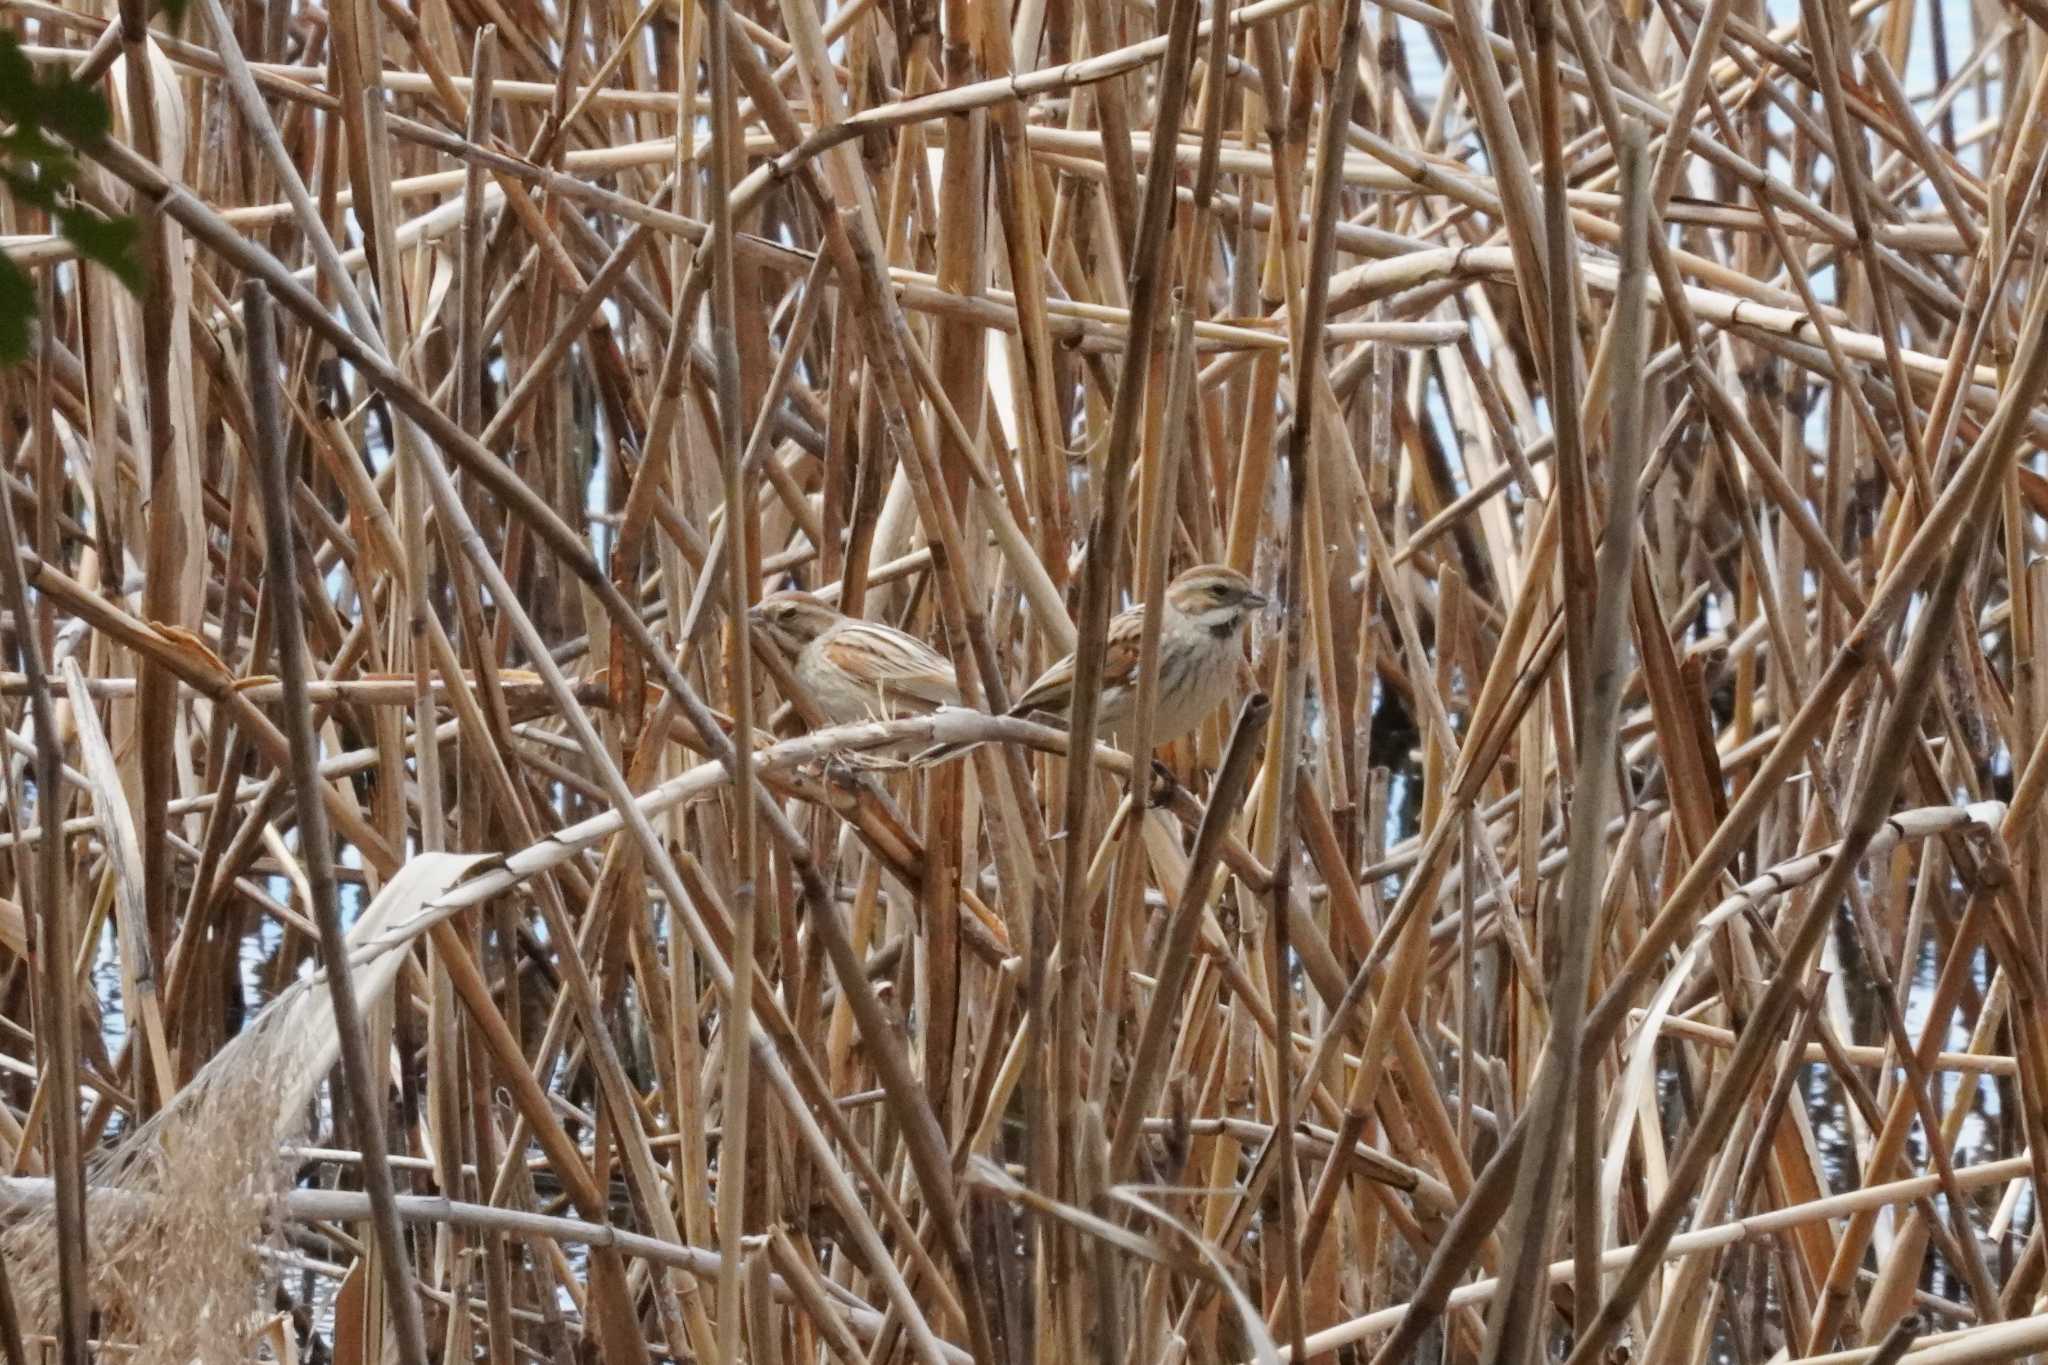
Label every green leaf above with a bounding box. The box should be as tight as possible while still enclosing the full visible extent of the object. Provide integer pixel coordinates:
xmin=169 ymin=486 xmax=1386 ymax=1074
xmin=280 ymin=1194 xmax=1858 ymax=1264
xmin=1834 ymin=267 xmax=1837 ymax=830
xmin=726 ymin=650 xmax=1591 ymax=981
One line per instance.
xmin=0 ymin=257 xmax=35 ymax=366
xmin=0 ymin=126 xmax=73 ymax=171
xmin=58 ymin=207 xmax=143 ymax=293
xmin=42 ymin=77 xmax=113 ymax=147
xmin=0 ymin=29 xmax=148 ymax=365
xmin=0 ymin=168 xmax=62 ymax=215
xmin=0 ymin=38 xmax=37 ymax=118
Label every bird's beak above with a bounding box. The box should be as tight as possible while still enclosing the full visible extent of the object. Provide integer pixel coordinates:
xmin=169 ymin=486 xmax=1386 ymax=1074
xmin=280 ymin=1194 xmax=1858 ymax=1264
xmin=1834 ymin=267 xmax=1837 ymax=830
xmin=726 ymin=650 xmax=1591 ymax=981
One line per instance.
xmin=1244 ymin=589 xmax=1270 ymax=609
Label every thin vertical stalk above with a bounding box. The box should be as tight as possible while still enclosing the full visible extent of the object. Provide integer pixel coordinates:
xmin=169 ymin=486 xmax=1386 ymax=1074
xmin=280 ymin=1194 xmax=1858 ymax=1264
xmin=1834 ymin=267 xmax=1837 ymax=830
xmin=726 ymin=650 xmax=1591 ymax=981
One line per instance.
xmin=704 ymin=0 xmax=762 ymax=1343
xmin=1478 ymin=119 xmax=1648 ymax=1365
xmin=243 ymin=281 xmax=433 ymax=1365
xmin=1265 ymin=0 xmax=1365 ymax=1355
xmin=0 ymin=346 xmax=83 ymax=1365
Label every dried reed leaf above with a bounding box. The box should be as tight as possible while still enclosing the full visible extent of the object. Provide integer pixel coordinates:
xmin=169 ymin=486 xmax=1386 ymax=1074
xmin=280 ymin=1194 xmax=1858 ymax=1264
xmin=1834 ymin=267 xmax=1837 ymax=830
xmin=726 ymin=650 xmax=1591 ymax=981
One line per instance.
xmin=0 ymin=853 xmax=485 ymax=1363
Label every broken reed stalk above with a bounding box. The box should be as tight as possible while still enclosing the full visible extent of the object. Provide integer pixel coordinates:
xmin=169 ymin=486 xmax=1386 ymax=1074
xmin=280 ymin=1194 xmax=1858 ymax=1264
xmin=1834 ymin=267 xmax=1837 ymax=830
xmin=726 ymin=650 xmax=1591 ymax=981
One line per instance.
xmin=5 ymin=0 xmax=2048 ymax=1358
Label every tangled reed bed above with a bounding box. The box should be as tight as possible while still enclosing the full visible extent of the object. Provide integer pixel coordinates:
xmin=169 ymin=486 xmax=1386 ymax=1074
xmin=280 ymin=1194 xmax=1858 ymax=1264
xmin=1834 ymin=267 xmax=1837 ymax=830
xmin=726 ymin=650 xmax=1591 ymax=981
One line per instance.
xmin=1 ymin=0 xmax=2046 ymax=1351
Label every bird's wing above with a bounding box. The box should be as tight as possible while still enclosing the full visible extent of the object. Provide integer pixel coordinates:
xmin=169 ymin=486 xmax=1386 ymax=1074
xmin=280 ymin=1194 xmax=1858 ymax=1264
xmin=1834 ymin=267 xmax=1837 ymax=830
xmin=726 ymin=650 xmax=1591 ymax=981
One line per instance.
xmin=1010 ymin=653 xmax=1077 ymax=715
xmin=1011 ymin=607 xmax=1145 ymax=714
xmin=822 ymin=624 xmax=961 ymax=707
xmin=1097 ymin=606 xmax=1148 ymax=688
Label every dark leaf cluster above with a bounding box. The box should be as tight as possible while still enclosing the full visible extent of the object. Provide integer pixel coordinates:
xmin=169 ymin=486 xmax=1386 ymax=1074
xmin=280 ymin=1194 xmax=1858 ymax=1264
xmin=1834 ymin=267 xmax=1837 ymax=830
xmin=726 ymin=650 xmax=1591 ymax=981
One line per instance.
xmin=0 ymin=31 xmax=144 ymax=364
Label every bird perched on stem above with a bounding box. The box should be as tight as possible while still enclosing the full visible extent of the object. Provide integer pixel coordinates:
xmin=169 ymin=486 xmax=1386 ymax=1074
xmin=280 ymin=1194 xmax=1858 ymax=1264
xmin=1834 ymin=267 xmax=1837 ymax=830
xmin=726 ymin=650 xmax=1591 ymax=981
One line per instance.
xmin=922 ymin=563 xmax=1267 ymax=763
xmin=749 ymin=590 xmax=961 ymax=725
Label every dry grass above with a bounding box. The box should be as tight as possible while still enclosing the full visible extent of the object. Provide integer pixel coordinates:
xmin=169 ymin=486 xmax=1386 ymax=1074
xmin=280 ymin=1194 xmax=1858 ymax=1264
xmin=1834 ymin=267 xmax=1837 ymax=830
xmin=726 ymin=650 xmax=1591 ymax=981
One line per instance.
xmin=2 ymin=1022 xmax=298 ymax=1365
xmin=1 ymin=0 xmax=2047 ymax=1357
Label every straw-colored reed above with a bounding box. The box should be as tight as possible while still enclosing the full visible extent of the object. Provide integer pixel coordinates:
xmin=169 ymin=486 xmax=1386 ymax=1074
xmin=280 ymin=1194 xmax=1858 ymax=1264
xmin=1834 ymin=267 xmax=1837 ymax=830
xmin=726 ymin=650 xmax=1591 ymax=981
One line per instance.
xmin=2 ymin=0 xmax=2047 ymax=1357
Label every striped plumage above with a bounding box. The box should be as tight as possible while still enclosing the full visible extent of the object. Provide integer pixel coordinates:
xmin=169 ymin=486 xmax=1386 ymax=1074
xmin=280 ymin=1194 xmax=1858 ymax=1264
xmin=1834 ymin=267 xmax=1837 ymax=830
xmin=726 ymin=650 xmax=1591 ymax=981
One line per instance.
xmin=749 ymin=591 xmax=961 ymax=724
xmin=1011 ymin=564 xmax=1266 ymax=742
xmin=921 ymin=563 xmax=1266 ymax=762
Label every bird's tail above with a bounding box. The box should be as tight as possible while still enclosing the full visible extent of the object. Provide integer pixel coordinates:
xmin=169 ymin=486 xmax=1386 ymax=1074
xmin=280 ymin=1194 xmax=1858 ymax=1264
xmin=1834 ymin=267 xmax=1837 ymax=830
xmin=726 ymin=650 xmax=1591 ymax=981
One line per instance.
xmin=913 ymin=704 xmax=1029 ymax=766
xmin=911 ymin=735 xmax=987 ymax=767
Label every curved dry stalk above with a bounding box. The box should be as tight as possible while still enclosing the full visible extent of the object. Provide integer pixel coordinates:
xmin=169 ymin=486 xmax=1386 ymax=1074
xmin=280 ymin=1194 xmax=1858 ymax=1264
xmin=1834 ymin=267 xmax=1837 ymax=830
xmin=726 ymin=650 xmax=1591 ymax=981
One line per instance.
xmin=3 ymin=0 xmax=2045 ymax=1356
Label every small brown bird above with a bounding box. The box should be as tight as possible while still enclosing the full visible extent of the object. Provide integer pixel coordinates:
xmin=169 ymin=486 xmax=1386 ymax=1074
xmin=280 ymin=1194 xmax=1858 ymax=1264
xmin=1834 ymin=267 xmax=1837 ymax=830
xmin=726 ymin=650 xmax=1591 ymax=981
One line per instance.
xmin=924 ymin=563 xmax=1266 ymax=761
xmin=749 ymin=591 xmax=961 ymax=725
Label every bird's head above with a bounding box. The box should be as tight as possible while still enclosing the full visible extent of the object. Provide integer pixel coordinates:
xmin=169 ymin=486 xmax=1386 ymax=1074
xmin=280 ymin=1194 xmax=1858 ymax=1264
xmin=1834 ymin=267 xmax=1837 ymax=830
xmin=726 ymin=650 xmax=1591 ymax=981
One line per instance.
xmin=749 ymin=591 xmax=841 ymax=655
xmin=1164 ymin=564 xmax=1269 ymax=637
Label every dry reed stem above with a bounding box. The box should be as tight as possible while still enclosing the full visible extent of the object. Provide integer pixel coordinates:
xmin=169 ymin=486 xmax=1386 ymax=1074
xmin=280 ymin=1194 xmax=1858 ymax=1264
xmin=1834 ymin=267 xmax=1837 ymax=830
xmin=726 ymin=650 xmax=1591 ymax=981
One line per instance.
xmin=3 ymin=0 xmax=2048 ymax=1357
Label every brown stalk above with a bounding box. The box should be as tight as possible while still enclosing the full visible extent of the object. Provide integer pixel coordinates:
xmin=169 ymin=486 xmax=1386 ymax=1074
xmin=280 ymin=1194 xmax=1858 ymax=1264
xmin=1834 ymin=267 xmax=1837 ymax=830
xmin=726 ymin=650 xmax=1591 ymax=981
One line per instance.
xmin=1477 ymin=118 xmax=1649 ymax=1365
xmin=243 ymin=282 xmax=432 ymax=1365
xmin=1084 ymin=296 xmax=1192 ymax=1112
xmin=8 ymin=0 xmax=2044 ymax=1357
xmin=0 ymin=347 xmax=85 ymax=1365
xmin=1257 ymin=0 xmax=1366 ymax=1349
xmin=1562 ymin=266 xmax=2047 ymax=1365
xmin=1048 ymin=0 xmax=1203 ymax=1249
xmin=1107 ymin=693 xmax=1270 ymax=1172
xmin=114 ymin=0 xmax=185 ymax=1104
xmin=702 ymin=0 xmax=761 ymax=1344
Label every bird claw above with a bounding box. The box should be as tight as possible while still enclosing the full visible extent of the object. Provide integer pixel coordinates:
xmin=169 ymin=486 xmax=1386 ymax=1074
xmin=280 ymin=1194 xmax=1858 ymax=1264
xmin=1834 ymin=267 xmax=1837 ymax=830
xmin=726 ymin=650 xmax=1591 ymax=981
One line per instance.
xmin=814 ymin=751 xmax=902 ymax=782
